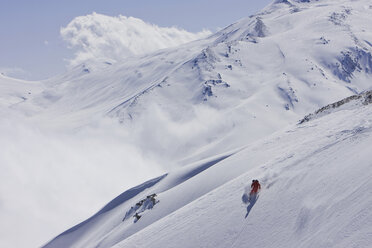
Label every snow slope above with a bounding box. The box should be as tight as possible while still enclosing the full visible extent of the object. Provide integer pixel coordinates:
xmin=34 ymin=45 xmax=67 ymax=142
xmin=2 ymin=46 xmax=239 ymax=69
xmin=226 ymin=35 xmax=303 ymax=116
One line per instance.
xmin=0 ymin=73 xmax=42 ymax=113
xmin=44 ymin=90 xmax=372 ymax=248
xmin=2 ymin=0 xmax=372 ymax=247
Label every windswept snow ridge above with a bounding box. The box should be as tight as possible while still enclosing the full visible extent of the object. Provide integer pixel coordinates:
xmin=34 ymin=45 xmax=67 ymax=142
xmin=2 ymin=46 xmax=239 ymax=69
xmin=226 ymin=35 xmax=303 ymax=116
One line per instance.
xmin=299 ymin=89 xmax=372 ymax=123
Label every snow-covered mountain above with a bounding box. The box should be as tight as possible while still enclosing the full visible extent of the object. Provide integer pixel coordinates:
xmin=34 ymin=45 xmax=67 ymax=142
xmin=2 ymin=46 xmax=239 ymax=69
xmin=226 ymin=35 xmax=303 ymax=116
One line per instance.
xmin=6 ymin=0 xmax=372 ymax=162
xmin=43 ymin=89 xmax=372 ymax=248
xmin=1 ymin=0 xmax=372 ymax=247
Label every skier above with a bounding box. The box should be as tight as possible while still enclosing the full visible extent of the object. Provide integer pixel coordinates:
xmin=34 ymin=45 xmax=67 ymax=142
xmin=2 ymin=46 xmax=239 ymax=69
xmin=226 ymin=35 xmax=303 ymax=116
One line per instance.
xmin=249 ymin=179 xmax=261 ymax=200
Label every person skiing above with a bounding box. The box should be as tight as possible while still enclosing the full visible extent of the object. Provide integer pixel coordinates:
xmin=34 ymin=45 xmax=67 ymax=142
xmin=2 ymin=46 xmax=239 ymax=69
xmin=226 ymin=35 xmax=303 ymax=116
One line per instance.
xmin=249 ymin=179 xmax=261 ymax=199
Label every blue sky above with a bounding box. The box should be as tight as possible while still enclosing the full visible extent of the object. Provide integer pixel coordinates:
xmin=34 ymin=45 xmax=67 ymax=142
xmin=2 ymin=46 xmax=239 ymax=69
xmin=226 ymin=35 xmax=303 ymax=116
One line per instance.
xmin=0 ymin=0 xmax=272 ymax=80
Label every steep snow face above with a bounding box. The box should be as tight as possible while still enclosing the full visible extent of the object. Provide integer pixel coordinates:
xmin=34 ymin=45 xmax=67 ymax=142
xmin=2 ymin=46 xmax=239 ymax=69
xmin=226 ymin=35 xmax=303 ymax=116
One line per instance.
xmin=43 ymin=85 xmax=372 ymax=248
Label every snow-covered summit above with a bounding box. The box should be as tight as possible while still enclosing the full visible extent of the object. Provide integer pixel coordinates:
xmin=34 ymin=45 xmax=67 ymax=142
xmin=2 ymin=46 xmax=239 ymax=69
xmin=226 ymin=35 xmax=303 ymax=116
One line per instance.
xmin=7 ymin=0 xmax=372 ymax=144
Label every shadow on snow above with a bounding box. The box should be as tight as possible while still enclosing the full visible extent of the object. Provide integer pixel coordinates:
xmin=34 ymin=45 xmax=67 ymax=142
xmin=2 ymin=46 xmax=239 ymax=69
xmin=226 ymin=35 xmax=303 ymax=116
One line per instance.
xmin=242 ymin=193 xmax=259 ymax=218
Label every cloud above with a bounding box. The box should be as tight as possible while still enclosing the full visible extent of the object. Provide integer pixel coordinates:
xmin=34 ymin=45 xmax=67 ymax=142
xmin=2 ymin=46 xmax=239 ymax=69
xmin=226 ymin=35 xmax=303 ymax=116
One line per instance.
xmin=61 ymin=12 xmax=212 ymax=66
xmin=127 ymin=104 xmax=235 ymax=163
xmin=0 ymin=113 xmax=165 ymax=248
xmin=0 ymin=102 xmax=235 ymax=247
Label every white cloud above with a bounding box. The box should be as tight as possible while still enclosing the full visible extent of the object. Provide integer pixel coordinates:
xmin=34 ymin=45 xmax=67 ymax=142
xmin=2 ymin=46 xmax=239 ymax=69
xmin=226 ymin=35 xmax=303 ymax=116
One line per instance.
xmin=61 ymin=12 xmax=212 ymax=66
xmin=0 ymin=103 xmax=234 ymax=247
xmin=0 ymin=114 xmax=165 ymax=248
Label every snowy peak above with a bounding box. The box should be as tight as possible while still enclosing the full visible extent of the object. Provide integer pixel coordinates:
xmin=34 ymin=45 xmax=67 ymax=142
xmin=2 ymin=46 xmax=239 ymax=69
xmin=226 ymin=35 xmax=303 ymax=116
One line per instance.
xmin=273 ymin=0 xmax=342 ymax=5
xmin=274 ymin=0 xmax=317 ymax=3
xmin=7 ymin=0 xmax=371 ymax=159
xmin=212 ymin=16 xmax=269 ymax=44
